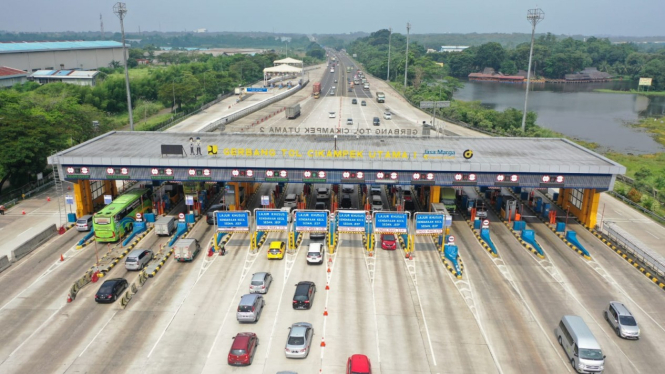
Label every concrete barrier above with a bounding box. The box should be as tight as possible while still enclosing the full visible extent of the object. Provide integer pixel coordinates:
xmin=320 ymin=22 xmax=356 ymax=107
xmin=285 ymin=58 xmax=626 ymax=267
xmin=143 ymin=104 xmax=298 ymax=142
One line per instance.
xmin=0 ymin=255 xmax=11 ymax=273
xmin=11 ymin=224 xmax=58 ymax=261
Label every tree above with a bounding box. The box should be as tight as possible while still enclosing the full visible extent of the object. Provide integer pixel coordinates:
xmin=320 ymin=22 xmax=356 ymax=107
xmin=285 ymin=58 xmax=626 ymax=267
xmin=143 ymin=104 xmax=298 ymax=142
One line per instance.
xmin=640 ymin=58 xmax=665 ymax=90
xmin=500 ymin=60 xmax=517 ymax=75
xmin=474 ymin=42 xmax=505 ymax=71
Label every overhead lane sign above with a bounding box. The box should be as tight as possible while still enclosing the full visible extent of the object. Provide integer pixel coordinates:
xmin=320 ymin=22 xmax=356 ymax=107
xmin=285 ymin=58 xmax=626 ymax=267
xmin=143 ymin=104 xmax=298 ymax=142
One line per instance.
xmin=415 ymin=213 xmax=445 ymax=234
xmin=374 ymin=212 xmax=408 ymax=233
xmin=337 ymin=210 xmax=366 ymax=233
xmin=216 ymin=211 xmax=249 ymax=232
xmin=255 ymin=209 xmax=288 ymax=231
xmin=295 ymin=210 xmax=328 ymax=232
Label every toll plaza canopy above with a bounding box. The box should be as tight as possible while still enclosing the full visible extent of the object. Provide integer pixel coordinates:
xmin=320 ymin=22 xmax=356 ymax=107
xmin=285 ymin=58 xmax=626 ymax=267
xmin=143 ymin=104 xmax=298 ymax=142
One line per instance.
xmin=49 ymin=131 xmax=625 ymax=191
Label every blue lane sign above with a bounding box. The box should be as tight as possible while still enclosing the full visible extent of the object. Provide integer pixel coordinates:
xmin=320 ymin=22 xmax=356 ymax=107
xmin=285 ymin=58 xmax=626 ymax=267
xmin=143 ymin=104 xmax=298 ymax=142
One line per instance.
xmin=337 ymin=210 xmax=366 ymax=232
xmin=216 ymin=211 xmax=249 ymax=232
xmin=256 ymin=210 xmax=288 ymax=230
xmin=374 ymin=212 xmax=408 ymax=233
xmin=246 ymin=87 xmax=268 ymax=93
xmin=415 ymin=213 xmax=444 ymax=234
xmin=295 ymin=211 xmax=328 ymax=232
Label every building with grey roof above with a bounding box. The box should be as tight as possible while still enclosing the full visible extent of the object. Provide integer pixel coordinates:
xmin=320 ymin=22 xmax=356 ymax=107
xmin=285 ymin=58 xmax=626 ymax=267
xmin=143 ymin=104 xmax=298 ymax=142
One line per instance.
xmin=29 ymin=69 xmax=101 ymax=87
xmin=0 ymin=41 xmax=125 ymax=72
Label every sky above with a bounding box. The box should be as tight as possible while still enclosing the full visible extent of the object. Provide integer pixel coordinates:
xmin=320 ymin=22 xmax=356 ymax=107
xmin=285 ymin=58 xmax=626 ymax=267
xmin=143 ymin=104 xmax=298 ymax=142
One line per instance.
xmin=1 ymin=0 xmax=663 ymax=37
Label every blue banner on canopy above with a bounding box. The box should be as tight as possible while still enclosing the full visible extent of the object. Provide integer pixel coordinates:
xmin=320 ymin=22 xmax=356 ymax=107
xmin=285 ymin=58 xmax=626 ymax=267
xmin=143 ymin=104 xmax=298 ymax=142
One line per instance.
xmin=415 ymin=213 xmax=444 ymax=234
xmin=216 ymin=211 xmax=249 ymax=232
xmin=374 ymin=212 xmax=408 ymax=233
xmin=256 ymin=210 xmax=288 ymax=230
xmin=295 ymin=211 xmax=328 ymax=232
xmin=337 ymin=210 xmax=366 ymax=232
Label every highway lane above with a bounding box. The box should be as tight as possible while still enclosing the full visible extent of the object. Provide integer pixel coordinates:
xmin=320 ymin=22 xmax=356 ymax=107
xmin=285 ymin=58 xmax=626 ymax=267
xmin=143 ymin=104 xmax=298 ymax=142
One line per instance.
xmin=321 ymin=234 xmax=379 ymax=372
xmin=373 ymin=238 xmax=431 ymax=373
xmin=414 ymin=236 xmax=499 ymax=373
xmin=520 ymin=212 xmax=662 ymax=372
xmin=450 ymin=216 xmax=566 ymax=373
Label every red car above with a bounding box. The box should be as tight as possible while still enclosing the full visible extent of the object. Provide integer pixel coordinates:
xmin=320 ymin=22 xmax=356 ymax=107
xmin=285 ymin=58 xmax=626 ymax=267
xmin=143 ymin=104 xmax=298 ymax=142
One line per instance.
xmin=228 ymin=332 xmax=259 ymax=366
xmin=347 ymin=354 xmax=371 ymax=374
xmin=381 ymin=234 xmax=397 ymax=250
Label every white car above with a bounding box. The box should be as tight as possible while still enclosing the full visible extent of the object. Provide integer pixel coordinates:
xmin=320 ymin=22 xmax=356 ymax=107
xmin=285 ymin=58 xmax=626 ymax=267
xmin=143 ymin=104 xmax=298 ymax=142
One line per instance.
xmin=346 ymin=118 xmax=353 ymax=126
xmin=383 ymin=112 xmax=392 ymax=120
xmin=329 ymin=112 xmax=336 ymax=118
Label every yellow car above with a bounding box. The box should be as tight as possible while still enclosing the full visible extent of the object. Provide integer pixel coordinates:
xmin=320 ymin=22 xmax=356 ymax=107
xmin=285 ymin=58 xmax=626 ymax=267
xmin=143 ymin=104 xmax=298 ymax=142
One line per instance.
xmin=267 ymin=241 xmax=286 ymax=260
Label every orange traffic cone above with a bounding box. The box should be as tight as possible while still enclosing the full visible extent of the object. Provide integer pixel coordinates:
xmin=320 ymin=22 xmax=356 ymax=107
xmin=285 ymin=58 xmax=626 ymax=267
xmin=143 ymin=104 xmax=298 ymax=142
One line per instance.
xmin=47 ymin=196 xmax=51 ymax=202
xmin=323 ymin=308 xmax=328 ymax=316
xmin=328 ymin=257 xmax=332 ymax=263
xmin=60 ymin=254 xmax=65 ymax=262
xmin=325 ymin=283 xmax=330 ymax=290
xmin=67 ymin=294 xmax=72 ymax=303
xmin=320 ymin=337 xmax=326 ymax=347
xmin=327 ymin=267 xmax=331 ymax=273
xmin=368 ymin=252 xmax=373 ymax=257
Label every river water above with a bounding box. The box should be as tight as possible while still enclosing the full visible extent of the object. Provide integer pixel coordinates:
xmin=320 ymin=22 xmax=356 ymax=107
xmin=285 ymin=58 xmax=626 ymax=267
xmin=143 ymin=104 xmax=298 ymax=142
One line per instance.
xmin=454 ymin=80 xmax=665 ymax=154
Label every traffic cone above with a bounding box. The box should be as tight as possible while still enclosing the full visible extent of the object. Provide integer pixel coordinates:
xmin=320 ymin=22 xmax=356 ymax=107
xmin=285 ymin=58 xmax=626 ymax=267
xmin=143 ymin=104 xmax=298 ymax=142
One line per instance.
xmin=368 ymin=252 xmax=373 ymax=257
xmin=323 ymin=308 xmax=328 ymax=316
xmin=208 ymin=248 xmax=213 ymax=257
xmin=328 ymin=257 xmax=332 ymax=263
xmin=47 ymin=196 xmax=51 ymax=202
xmin=22 ymin=210 xmax=26 ymax=215
xmin=60 ymin=254 xmax=65 ymax=262
xmin=67 ymin=294 xmax=72 ymax=303
xmin=325 ymin=283 xmax=330 ymax=290
xmin=327 ymin=266 xmax=331 ymax=273
xmin=320 ymin=337 xmax=326 ymax=347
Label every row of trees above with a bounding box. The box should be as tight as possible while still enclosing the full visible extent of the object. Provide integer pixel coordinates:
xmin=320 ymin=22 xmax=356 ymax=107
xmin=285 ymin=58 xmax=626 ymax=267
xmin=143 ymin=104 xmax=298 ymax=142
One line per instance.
xmin=429 ymin=35 xmax=665 ymax=89
xmin=347 ymin=29 xmax=540 ymax=134
xmin=0 ymin=46 xmax=326 ymax=195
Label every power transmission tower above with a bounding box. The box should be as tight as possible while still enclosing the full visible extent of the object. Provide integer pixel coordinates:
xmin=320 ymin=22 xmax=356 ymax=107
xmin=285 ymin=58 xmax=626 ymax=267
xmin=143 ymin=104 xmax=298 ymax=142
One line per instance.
xmin=113 ymin=2 xmax=134 ymax=131
xmin=404 ymin=22 xmax=410 ymax=87
xmin=521 ymin=8 xmax=544 ymax=132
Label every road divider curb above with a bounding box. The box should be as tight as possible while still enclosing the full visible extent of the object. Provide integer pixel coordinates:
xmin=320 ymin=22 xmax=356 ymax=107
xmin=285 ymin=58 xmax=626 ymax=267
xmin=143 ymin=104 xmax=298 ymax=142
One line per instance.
xmin=465 ymin=219 xmax=498 ymax=257
xmin=442 ymin=256 xmax=462 ymax=279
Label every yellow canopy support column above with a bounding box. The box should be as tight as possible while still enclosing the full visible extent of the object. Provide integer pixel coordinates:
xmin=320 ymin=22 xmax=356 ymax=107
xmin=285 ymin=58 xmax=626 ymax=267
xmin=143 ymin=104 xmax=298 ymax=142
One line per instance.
xmin=74 ymin=180 xmax=94 ymax=217
xmin=429 ymin=186 xmax=441 ymax=211
xmin=581 ymin=189 xmax=600 ymax=228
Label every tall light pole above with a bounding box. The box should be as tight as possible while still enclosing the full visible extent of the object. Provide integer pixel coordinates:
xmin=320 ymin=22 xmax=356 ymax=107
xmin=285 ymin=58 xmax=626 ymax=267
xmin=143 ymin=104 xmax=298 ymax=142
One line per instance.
xmin=404 ymin=22 xmax=411 ymax=87
xmin=387 ymin=27 xmax=392 ymax=81
xmin=113 ymin=2 xmax=134 ymax=131
xmin=521 ymin=8 xmax=544 ymax=132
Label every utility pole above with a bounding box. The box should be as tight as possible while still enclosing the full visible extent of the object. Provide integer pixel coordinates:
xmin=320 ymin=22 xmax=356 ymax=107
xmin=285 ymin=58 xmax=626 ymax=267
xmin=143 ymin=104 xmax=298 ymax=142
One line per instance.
xmin=100 ymin=14 xmax=104 ymax=40
xmin=113 ymin=2 xmax=134 ymax=131
xmin=521 ymin=8 xmax=544 ymax=132
xmin=404 ymin=22 xmax=411 ymax=88
xmin=387 ymin=27 xmax=392 ymax=81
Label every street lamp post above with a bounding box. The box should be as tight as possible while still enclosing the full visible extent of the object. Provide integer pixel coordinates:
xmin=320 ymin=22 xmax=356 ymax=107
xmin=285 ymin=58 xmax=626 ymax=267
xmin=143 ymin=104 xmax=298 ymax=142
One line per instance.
xmin=113 ymin=2 xmax=134 ymax=131
xmin=521 ymin=8 xmax=545 ymax=132
xmin=404 ymin=22 xmax=411 ymax=88
xmin=387 ymin=27 xmax=392 ymax=81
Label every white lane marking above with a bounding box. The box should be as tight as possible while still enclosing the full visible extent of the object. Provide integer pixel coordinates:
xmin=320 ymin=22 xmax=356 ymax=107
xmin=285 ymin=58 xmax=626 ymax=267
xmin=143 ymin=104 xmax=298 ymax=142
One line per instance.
xmin=18 ymin=227 xmax=34 ymax=237
xmin=402 ymin=252 xmax=437 ymax=366
xmin=147 ymin=250 xmax=218 ymax=358
xmin=204 ymin=240 xmax=258 ymax=359
xmin=3 ymin=304 xmax=64 ymax=361
xmin=646 ymin=231 xmax=659 ymax=239
xmin=78 ymin=311 xmax=118 ymax=357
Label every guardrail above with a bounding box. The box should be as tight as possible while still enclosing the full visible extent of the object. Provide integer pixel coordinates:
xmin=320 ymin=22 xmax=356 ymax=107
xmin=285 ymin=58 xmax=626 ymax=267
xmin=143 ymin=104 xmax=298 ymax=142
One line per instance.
xmin=602 ymin=221 xmax=665 ymax=277
xmin=200 ymin=78 xmax=309 ymax=133
xmin=607 ymin=191 xmax=665 ymax=223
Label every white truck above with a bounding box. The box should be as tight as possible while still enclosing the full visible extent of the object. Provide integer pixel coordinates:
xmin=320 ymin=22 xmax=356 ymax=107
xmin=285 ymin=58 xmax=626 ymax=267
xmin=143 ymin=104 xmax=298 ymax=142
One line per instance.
xmin=154 ymin=216 xmax=176 ymax=236
xmin=286 ymin=104 xmax=301 ymax=119
xmin=234 ymin=87 xmax=242 ymax=95
xmin=173 ymin=238 xmax=201 ymax=262
xmin=376 ymin=92 xmax=385 ymax=103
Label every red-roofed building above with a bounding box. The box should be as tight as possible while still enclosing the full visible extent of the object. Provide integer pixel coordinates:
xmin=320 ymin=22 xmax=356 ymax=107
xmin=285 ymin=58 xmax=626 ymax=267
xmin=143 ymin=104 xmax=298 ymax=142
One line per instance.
xmin=0 ymin=66 xmax=27 ymax=87
xmin=468 ymin=67 xmax=525 ymax=83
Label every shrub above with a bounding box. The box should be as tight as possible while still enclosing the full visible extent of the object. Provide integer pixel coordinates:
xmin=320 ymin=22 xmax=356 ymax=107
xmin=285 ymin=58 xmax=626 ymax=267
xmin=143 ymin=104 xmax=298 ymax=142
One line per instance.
xmin=627 ymin=188 xmax=642 ymax=203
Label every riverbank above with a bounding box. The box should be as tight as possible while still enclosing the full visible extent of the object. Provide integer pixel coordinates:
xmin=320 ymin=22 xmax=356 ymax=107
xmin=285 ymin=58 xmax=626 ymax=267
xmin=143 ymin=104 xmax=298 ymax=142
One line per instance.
xmin=594 ymin=88 xmax=665 ymax=97
xmin=628 ymin=117 xmax=665 ymax=147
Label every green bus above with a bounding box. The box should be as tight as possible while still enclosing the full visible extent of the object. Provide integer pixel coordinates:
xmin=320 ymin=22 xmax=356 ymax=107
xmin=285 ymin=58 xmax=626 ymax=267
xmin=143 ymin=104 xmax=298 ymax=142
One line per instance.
xmin=93 ymin=188 xmax=153 ymax=242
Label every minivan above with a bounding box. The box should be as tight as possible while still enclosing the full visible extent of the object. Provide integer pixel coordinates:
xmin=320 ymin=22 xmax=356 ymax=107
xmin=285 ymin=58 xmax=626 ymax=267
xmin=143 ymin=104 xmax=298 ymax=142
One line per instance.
xmin=284 ymin=194 xmax=298 ymax=208
xmin=249 ymin=272 xmax=273 ymax=294
xmin=557 ymin=315 xmax=606 ymax=373
xmin=76 ymin=215 xmax=93 ymax=232
xmin=237 ymin=293 xmax=265 ymax=323
xmin=306 ymin=243 xmax=324 ymax=264
xmin=371 ymin=195 xmax=383 ymax=211
xmin=605 ymin=301 xmax=640 ymax=339
xmin=125 ymin=249 xmax=153 ymax=271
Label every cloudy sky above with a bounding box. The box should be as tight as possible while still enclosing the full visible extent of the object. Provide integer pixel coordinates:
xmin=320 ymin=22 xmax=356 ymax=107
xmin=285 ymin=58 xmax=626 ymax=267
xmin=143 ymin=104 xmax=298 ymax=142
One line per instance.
xmin=2 ymin=0 xmax=663 ymax=36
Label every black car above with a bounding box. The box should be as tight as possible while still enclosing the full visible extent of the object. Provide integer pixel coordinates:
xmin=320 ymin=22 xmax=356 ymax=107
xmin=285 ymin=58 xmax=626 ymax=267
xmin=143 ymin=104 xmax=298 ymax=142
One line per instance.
xmin=351 ymin=98 xmax=357 ymax=104
xmin=207 ymin=203 xmax=227 ymax=224
xmin=340 ymin=194 xmax=352 ymax=209
xmin=95 ymin=278 xmax=128 ymax=303
xmin=292 ymin=281 xmax=316 ymax=310
xmin=310 ymin=232 xmax=326 ymax=243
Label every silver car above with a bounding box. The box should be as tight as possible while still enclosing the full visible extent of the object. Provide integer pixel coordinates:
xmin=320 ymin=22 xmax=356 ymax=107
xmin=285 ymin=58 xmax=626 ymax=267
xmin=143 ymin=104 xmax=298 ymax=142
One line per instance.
xmin=285 ymin=322 xmax=314 ymax=358
xmin=125 ymin=249 xmax=153 ymax=271
xmin=605 ymin=301 xmax=640 ymax=339
xmin=249 ymin=272 xmax=273 ymax=294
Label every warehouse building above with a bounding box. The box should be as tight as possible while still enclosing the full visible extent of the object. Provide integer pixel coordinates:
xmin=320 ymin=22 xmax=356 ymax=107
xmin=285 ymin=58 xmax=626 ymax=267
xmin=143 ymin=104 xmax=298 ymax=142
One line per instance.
xmin=0 ymin=41 xmax=125 ymax=72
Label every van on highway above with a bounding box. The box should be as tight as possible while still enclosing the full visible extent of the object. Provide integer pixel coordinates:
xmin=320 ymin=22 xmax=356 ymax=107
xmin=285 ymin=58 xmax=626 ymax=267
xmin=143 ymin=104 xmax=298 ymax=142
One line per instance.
xmin=76 ymin=215 xmax=93 ymax=232
xmin=237 ymin=293 xmax=265 ymax=323
xmin=557 ymin=315 xmax=606 ymax=373
xmin=154 ymin=216 xmax=176 ymax=236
